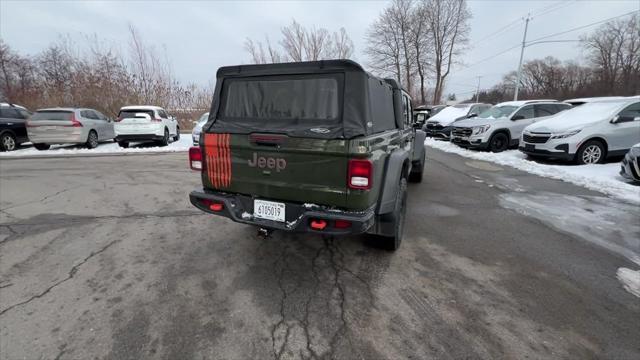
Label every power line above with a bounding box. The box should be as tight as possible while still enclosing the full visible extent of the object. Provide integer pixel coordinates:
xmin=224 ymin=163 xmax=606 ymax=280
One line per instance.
xmin=475 ymin=18 xmax=522 ymax=45
xmin=463 ymin=43 xmax=522 ymax=69
xmin=531 ymin=0 xmax=575 ymax=19
xmin=529 ymin=10 xmax=639 ymax=43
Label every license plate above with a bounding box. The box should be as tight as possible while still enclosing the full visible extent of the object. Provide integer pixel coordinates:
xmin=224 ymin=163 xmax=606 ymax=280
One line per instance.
xmin=253 ymin=200 xmax=285 ymax=222
xmin=525 ymin=144 xmax=535 ymax=151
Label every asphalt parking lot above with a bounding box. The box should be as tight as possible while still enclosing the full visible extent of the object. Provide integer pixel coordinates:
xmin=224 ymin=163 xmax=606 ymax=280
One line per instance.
xmin=1 ymin=150 xmax=639 ymax=359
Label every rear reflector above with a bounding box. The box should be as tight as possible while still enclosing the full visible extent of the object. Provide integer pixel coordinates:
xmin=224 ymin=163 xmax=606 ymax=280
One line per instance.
xmin=199 ymin=198 xmax=223 ymax=212
xmin=348 ymin=159 xmax=373 ymax=190
xmin=334 ymin=220 xmax=352 ymax=229
xmin=310 ymin=219 xmax=327 ymax=230
xmin=70 ymin=112 xmax=82 ymax=127
xmin=189 ymin=147 xmax=202 ymax=170
xmin=209 ymin=203 xmax=224 ymax=211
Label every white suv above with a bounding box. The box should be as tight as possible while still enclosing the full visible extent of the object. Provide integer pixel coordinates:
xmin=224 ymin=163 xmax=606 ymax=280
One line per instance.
xmin=114 ymin=105 xmax=179 ymax=147
xmin=451 ymin=100 xmax=571 ymax=152
xmin=520 ymin=97 xmax=640 ymax=164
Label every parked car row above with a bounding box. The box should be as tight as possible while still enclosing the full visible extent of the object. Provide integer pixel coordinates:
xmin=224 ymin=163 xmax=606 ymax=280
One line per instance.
xmin=440 ymin=96 xmax=640 ymax=182
xmin=0 ymin=103 xmax=181 ymax=151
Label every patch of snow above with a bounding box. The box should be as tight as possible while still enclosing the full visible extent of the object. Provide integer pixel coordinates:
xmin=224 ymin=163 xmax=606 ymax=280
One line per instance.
xmin=617 ymin=268 xmax=640 ymax=298
xmin=0 ymin=136 xmax=192 ymax=158
xmin=428 ymin=106 xmax=470 ymax=125
xmin=241 ymin=212 xmax=252 ymax=220
xmin=303 ymin=203 xmax=319 ymax=209
xmin=425 ymin=138 xmax=640 ymax=205
xmin=499 ymin=192 xmax=640 ymax=265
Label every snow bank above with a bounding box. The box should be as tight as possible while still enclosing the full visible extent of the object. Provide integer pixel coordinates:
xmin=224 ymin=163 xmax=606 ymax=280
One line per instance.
xmin=617 ymin=268 xmax=640 ymax=298
xmin=0 ymin=136 xmax=192 ymax=158
xmin=425 ymin=138 xmax=640 ymax=205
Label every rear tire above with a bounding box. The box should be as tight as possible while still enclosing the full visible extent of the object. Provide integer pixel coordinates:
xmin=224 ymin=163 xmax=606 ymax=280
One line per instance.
xmin=158 ymin=128 xmax=169 ymax=146
xmin=86 ymin=130 xmax=99 ymax=149
xmin=173 ymin=127 xmax=180 ymax=141
xmin=118 ymin=141 xmax=129 ymax=148
xmin=34 ymin=143 xmax=50 ymax=151
xmin=488 ymin=132 xmax=509 ymax=153
xmin=0 ymin=133 xmax=16 ymax=151
xmin=373 ymin=177 xmax=407 ymax=251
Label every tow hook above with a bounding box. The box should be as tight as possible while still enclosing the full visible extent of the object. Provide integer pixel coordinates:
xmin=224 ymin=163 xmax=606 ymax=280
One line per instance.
xmin=257 ymin=227 xmax=273 ymax=239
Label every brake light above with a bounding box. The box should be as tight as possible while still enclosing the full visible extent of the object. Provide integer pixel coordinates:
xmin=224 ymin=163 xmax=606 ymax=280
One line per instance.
xmin=151 ymin=116 xmax=162 ymax=122
xmin=115 ymin=116 xmax=123 ymax=122
xmin=310 ymin=219 xmax=327 ymax=230
xmin=348 ymin=159 xmax=373 ymax=190
xmin=189 ymin=147 xmax=202 ymax=170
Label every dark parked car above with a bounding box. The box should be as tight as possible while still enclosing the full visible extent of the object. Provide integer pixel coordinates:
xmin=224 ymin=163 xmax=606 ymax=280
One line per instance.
xmin=620 ymin=143 xmax=640 ymax=183
xmin=0 ymin=103 xmax=31 ymax=151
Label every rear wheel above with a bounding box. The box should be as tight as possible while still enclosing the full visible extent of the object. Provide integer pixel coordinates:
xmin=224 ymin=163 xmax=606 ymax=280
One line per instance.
xmin=576 ymin=140 xmax=606 ymax=164
xmin=0 ymin=133 xmax=16 ymax=151
xmin=173 ymin=126 xmax=180 ymax=141
xmin=118 ymin=141 xmax=129 ymax=148
xmin=86 ymin=130 xmax=99 ymax=149
xmin=373 ymin=177 xmax=407 ymax=251
xmin=488 ymin=132 xmax=509 ymax=152
xmin=158 ymin=128 xmax=169 ymax=146
xmin=34 ymin=143 xmax=50 ymax=151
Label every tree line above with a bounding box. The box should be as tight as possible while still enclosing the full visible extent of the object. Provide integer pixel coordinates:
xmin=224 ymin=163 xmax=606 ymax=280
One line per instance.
xmin=467 ymin=14 xmax=639 ymax=104
xmin=0 ymin=26 xmax=213 ymax=124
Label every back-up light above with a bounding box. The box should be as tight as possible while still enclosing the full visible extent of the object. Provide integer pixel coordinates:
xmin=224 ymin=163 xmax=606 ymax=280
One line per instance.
xmin=348 ymin=159 xmax=373 ymax=190
xmin=189 ymin=147 xmax=202 ymax=170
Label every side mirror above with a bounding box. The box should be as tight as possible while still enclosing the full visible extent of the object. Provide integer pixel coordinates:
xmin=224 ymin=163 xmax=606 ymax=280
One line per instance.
xmin=611 ymin=115 xmax=635 ymax=124
xmin=511 ymin=115 xmax=525 ymax=121
xmin=467 ymin=113 xmax=477 ymax=118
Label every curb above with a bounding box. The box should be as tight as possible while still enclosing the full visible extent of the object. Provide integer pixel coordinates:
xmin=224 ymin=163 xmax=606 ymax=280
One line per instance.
xmin=0 ymin=150 xmax=188 ymax=160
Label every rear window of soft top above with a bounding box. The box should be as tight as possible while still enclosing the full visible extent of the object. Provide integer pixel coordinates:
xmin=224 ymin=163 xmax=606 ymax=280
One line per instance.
xmin=220 ymin=74 xmax=340 ymax=121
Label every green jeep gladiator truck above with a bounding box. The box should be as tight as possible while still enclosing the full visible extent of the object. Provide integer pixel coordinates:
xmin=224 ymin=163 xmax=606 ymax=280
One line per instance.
xmin=189 ymin=60 xmax=426 ymax=250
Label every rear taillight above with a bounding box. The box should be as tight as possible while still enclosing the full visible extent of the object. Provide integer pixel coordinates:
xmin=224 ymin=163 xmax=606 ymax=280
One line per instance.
xmin=115 ymin=117 xmax=123 ymax=122
xmin=151 ymin=117 xmax=162 ymax=122
xmin=26 ymin=120 xmax=35 ymax=127
xmin=348 ymin=159 xmax=373 ymax=190
xmin=189 ymin=146 xmax=202 ymax=170
xmin=70 ymin=113 xmax=82 ymax=127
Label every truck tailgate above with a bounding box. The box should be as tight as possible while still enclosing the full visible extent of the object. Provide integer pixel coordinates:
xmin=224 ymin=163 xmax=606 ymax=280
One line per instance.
xmin=202 ymin=133 xmax=349 ymax=208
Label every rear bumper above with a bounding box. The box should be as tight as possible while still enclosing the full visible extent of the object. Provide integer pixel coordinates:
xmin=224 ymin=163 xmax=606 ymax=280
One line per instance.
xmin=189 ymin=190 xmax=375 ymax=235
xmin=27 ymin=133 xmax=86 ymax=144
xmin=115 ymin=134 xmax=164 ymax=142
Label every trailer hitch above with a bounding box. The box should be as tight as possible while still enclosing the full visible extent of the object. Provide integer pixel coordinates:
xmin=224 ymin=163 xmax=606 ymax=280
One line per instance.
xmin=257 ymin=227 xmax=273 ymax=239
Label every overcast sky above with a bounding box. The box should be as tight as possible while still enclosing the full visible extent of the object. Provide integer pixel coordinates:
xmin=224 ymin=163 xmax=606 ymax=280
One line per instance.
xmin=1 ymin=0 xmax=638 ymax=102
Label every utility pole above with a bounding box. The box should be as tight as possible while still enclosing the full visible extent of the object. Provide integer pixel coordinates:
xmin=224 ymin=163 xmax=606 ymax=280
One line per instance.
xmin=514 ymin=14 xmax=530 ymax=101
xmin=475 ymin=76 xmax=482 ymax=103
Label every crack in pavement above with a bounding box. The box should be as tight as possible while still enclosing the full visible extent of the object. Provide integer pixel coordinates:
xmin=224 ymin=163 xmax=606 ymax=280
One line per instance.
xmin=0 ymin=211 xmax=207 ymax=228
xmin=268 ymin=236 xmax=359 ymax=360
xmin=0 ymin=185 xmax=80 ymax=212
xmin=0 ymin=239 xmax=120 ymax=316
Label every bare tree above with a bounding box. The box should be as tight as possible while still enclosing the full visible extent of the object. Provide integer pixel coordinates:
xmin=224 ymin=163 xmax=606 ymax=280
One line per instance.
xmin=365 ymin=8 xmax=403 ymax=85
xmin=331 ymin=28 xmax=354 ymax=59
xmin=409 ymin=3 xmax=433 ymax=104
xmin=245 ymin=19 xmax=355 ymax=64
xmin=423 ymin=0 xmax=471 ymax=104
xmin=281 ymin=19 xmax=306 ymax=62
xmin=582 ymin=14 xmax=639 ymax=95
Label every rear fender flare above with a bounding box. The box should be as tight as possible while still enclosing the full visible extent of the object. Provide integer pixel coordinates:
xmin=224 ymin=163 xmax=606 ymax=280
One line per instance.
xmin=377 ymin=149 xmax=409 ymax=215
xmin=412 ymin=130 xmax=426 ymax=162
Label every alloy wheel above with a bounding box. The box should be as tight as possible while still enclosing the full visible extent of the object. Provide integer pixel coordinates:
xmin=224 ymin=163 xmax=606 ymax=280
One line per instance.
xmin=582 ymin=144 xmax=602 ymax=164
xmin=2 ymin=135 xmax=16 ymax=151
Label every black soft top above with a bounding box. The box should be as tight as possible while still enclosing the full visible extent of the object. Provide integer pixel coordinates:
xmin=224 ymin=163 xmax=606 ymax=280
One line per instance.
xmin=206 ymin=60 xmax=404 ymax=139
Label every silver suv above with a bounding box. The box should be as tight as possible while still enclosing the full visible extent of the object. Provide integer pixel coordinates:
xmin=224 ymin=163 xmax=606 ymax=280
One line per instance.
xmin=521 ymin=97 xmax=640 ymax=164
xmin=451 ymin=100 xmax=571 ymax=152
